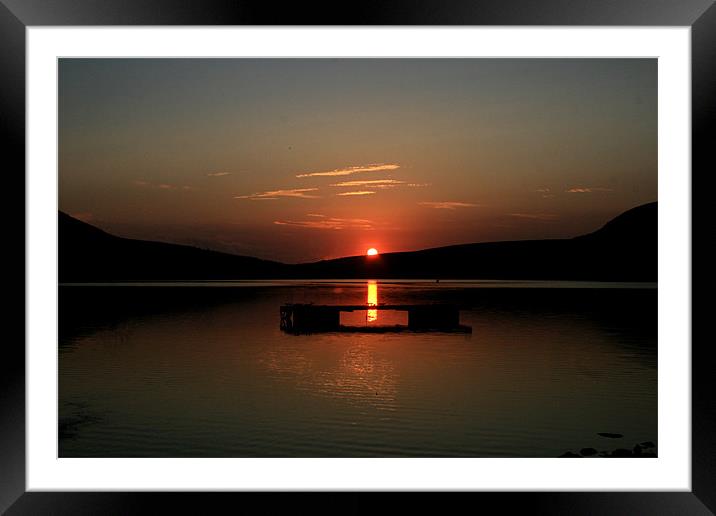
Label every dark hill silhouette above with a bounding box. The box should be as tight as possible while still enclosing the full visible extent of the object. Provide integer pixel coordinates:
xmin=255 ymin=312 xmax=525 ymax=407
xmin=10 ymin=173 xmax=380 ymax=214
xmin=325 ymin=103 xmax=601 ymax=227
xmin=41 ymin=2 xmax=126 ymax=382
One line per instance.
xmin=296 ymin=202 xmax=656 ymax=281
xmin=574 ymin=201 xmax=656 ymax=245
xmin=59 ymin=202 xmax=656 ymax=282
xmin=59 ymin=212 xmax=286 ymax=282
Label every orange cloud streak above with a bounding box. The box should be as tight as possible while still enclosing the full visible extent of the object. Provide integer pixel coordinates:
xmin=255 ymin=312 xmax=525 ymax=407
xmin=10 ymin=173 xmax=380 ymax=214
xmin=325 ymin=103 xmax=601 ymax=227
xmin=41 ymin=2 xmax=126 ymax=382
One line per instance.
xmin=296 ymin=163 xmax=400 ymax=178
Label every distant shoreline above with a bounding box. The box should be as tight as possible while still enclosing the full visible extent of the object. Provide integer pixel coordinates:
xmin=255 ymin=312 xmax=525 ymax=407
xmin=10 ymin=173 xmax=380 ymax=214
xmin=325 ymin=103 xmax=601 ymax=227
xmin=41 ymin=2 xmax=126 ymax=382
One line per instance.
xmin=59 ymin=203 xmax=657 ymax=283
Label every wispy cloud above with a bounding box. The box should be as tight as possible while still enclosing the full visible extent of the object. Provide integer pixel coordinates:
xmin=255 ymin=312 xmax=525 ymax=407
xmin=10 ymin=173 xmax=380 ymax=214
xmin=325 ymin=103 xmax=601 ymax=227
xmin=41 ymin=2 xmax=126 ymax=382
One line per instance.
xmin=306 ymin=213 xmax=325 ymax=218
xmin=133 ymin=180 xmax=194 ymax=191
xmin=330 ymin=179 xmax=405 ymax=188
xmin=509 ymin=213 xmax=558 ymax=221
xmin=274 ymin=217 xmax=374 ymax=230
xmin=235 ymin=188 xmax=319 ymax=200
xmin=419 ymin=201 xmax=479 ymax=210
xmin=207 ymin=172 xmax=231 ymax=177
xmin=296 ymin=163 xmax=400 ymax=178
xmin=536 ymin=187 xmax=555 ymax=199
xmin=566 ymin=187 xmax=613 ymax=193
xmin=337 ymin=191 xmax=376 ymax=196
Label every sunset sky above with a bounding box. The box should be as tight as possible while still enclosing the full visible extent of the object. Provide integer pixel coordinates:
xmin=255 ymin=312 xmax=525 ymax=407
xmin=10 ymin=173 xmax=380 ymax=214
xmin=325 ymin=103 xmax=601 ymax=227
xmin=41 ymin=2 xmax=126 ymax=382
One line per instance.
xmin=59 ymin=58 xmax=656 ymax=263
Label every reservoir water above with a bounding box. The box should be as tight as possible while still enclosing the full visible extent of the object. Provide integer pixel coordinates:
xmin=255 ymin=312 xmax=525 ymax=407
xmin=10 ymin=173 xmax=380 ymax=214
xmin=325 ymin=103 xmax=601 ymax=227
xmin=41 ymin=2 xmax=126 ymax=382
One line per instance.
xmin=59 ymin=280 xmax=657 ymax=457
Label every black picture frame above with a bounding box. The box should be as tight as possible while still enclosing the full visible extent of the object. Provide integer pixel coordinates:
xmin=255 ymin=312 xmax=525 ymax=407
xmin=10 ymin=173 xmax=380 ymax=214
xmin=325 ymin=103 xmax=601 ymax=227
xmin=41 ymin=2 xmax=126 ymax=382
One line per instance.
xmin=3 ymin=1 xmax=712 ymax=514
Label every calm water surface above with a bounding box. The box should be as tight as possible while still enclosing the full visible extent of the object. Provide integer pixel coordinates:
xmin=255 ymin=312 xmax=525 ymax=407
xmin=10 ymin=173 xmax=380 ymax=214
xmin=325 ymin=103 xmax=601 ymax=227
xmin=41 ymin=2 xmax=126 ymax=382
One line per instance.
xmin=59 ymin=281 xmax=657 ymax=457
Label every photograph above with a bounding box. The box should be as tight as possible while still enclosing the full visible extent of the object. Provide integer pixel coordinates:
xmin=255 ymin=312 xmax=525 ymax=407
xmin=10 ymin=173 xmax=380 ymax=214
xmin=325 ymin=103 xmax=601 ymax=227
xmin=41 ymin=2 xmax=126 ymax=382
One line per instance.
xmin=57 ymin=57 xmax=657 ymax=459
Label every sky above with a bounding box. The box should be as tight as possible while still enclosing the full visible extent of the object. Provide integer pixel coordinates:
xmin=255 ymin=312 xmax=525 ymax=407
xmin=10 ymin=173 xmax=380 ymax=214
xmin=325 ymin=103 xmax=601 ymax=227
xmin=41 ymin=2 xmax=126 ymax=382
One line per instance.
xmin=59 ymin=58 xmax=657 ymax=263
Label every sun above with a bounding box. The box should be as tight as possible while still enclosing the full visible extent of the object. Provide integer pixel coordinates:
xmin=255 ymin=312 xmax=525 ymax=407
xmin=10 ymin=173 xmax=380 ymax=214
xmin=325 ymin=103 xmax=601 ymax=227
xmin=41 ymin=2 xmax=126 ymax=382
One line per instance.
xmin=366 ymin=248 xmax=379 ymax=256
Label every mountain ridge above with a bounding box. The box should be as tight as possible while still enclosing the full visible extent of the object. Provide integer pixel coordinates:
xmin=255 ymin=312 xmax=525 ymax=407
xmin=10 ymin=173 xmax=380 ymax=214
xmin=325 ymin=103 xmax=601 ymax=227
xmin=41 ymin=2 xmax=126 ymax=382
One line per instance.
xmin=59 ymin=202 xmax=657 ymax=282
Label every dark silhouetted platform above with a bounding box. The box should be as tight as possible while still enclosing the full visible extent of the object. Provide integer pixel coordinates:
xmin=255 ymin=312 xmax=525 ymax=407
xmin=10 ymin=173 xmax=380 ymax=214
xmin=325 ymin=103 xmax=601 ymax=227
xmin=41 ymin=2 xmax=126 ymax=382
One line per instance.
xmin=280 ymin=303 xmax=471 ymax=334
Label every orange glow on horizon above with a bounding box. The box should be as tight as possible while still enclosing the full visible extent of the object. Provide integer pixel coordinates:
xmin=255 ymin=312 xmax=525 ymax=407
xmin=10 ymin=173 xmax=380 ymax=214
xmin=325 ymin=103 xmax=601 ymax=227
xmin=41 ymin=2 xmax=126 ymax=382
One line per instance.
xmin=367 ymin=248 xmax=378 ymax=256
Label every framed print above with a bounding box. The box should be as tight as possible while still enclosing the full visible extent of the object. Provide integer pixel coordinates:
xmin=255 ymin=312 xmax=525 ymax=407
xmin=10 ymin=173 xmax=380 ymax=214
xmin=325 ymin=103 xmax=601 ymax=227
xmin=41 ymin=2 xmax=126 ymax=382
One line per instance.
xmin=3 ymin=0 xmax=712 ymax=513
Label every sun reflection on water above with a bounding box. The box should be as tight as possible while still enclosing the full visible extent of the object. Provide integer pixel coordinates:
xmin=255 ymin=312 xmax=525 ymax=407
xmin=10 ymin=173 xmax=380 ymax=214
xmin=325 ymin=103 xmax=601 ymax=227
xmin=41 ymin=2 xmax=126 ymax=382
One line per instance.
xmin=367 ymin=280 xmax=378 ymax=323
